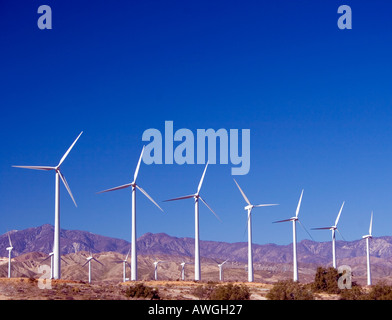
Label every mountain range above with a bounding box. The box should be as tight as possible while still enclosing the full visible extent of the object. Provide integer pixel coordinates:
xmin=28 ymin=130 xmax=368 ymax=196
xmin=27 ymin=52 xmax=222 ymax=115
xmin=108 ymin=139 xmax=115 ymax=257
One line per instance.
xmin=2 ymin=224 xmax=392 ymax=284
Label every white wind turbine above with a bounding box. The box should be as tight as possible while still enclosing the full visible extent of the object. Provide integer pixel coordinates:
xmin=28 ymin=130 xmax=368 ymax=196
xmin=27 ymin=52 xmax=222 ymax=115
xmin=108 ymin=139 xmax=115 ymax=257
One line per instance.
xmin=41 ymin=245 xmax=68 ymax=279
xmin=217 ymin=259 xmax=229 ymax=281
xmin=82 ymin=253 xmax=104 ymax=284
xmin=233 ymin=179 xmax=278 ymax=282
xmin=114 ymin=249 xmax=131 ymax=282
xmin=98 ymin=146 xmax=164 ymax=281
xmin=164 ymin=162 xmax=220 ymax=281
xmin=273 ymin=189 xmax=313 ymax=282
xmin=13 ymin=131 xmax=83 ymax=279
xmin=41 ymin=252 xmax=54 ymax=279
xmin=6 ymin=232 xmax=13 ymax=278
xmin=312 ymin=201 xmax=345 ymax=269
xmin=153 ymin=260 xmax=167 ymax=281
xmin=180 ymin=261 xmax=191 ymax=281
xmin=362 ymin=211 xmax=373 ymax=286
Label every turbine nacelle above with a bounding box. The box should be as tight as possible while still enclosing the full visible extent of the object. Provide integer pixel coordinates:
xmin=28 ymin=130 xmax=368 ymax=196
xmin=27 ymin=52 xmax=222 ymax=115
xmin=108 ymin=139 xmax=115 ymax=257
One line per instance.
xmin=362 ymin=234 xmax=372 ymax=239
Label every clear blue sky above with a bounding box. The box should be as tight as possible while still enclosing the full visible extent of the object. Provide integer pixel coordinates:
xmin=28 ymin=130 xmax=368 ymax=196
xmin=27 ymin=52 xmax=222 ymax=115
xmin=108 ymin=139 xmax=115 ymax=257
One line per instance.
xmin=1 ymin=0 xmax=392 ymax=246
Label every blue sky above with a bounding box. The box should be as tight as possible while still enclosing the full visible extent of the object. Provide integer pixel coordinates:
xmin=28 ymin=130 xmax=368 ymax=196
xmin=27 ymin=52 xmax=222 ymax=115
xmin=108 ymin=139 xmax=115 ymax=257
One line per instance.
xmin=1 ymin=0 xmax=392 ymax=247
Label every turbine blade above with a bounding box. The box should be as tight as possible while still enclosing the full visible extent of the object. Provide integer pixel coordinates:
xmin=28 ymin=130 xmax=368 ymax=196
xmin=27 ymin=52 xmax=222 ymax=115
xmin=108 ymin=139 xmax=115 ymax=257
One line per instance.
xmin=12 ymin=165 xmax=56 ymax=171
xmin=133 ymin=146 xmax=145 ymax=183
xmin=311 ymin=227 xmax=333 ymax=230
xmin=7 ymin=232 xmax=12 ymax=247
xmin=125 ymin=249 xmax=130 ymax=261
xmin=336 ymin=228 xmax=346 ymax=241
xmin=253 ymin=204 xmax=279 ymax=207
xmin=369 ymin=211 xmax=373 ymax=236
xmin=273 ymin=218 xmax=293 ymax=223
xmin=61 ymin=257 xmax=68 ymax=265
xmin=163 ymin=194 xmax=195 ymax=202
xmin=40 ymin=255 xmax=51 ymax=263
xmin=57 ymin=131 xmax=83 ymax=167
xmin=93 ymin=258 xmax=104 ymax=266
xmin=58 ymin=171 xmax=77 ymax=207
xmin=297 ymin=219 xmax=315 ymax=241
xmin=96 ymin=182 xmax=133 ymax=194
xmin=82 ymin=260 xmax=89 ymax=267
xmin=295 ymin=189 xmax=304 ymax=218
xmin=136 ymin=185 xmax=164 ymax=212
xmin=197 ymin=161 xmax=209 ymax=195
xmin=334 ymin=201 xmax=345 ymax=227
xmin=233 ymin=179 xmax=251 ymax=205
xmin=199 ymin=196 xmax=221 ymax=222
xmin=242 ymin=208 xmax=253 ymax=238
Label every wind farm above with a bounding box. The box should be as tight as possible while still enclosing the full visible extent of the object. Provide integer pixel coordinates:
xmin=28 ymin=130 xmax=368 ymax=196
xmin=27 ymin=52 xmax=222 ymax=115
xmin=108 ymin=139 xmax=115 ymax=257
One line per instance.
xmin=2 ymin=134 xmax=390 ymax=301
xmin=2 ymin=0 xmax=392 ymax=304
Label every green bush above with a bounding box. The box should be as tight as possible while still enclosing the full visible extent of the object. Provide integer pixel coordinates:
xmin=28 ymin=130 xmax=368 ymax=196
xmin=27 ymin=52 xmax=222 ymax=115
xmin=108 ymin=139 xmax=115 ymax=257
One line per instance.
xmin=367 ymin=281 xmax=392 ymax=300
xmin=125 ymin=283 xmax=160 ymax=300
xmin=191 ymin=284 xmax=216 ymax=300
xmin=266 ymin=280 xmax=314 ymax=300
xmin=339 ymin=285 xmax=365 ymax=300
xmin=209 ymin=283 xmax=250 ymax=300
xmin=312 ymin=266 xmax=340 ymax=294
xmin=192 ymin=283 xmax=251 ymax=300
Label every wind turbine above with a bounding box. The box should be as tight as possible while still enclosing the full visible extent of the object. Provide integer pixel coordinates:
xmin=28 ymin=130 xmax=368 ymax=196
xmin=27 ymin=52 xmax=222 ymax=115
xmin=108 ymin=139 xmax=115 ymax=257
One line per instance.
xmin=153 ymin=260 xmax=167 ymax=281
xmin=13 ymin=131 xmax=83 ymax=279
xmin=97 ymin=146 xmax=164 ymax=281
xmin=312 ymin=201 xmax=345 ymax=269
xmin=6 ymin=232 xmax=13 ymax=278
xmin=217 ymin=259 xmax=229 ymax=281
xmin=180 ymin=261 xmax=191 ymax=281
xmin=41 ymin=245 xmax=68 ymax=279
xmin=362 ymin=211 xmax=373 ymax=286
xmin=233 ymin=179 xmax=278 ymax=282
xmin=41 ymin=252 xmax=54 ymax=279
xmin=82 ymin=253 xmax=103 ymax=284
xmin=273 ymin=189 xmax=312 ymax=282
xmin=114 ymin=249 xmax=131 ymax=282
xmin=164 ymin=162 xmax=220 ymax=281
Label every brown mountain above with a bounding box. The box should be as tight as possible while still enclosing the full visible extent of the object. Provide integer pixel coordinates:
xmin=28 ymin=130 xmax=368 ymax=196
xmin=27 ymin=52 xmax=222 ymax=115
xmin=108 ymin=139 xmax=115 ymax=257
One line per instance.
xmin=2 ymin=224 xmax=392 ymax=285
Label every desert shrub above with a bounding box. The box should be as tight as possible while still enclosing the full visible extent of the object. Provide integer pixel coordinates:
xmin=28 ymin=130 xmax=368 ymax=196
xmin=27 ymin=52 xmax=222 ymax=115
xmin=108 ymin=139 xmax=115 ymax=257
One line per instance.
xmin=367 ymin=281 xmax=392 ymax=300
xmin=266 ymin=280 xmax=314 ymax=300
xmin=209 ymin=283 xmax=250 ymax=300
xmin=125 ymin=283 xmax=160 ymax=300
xmin=312 ymin=266 xmax=340 ymax=294
xmin=191 ymin=284 xmax=216 ymax=299
xmin=339 ymin=285 xmax=365 ymax=300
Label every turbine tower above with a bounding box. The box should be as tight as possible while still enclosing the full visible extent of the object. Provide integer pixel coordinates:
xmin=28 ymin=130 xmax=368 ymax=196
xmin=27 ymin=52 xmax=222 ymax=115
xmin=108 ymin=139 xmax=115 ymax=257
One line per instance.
xmin=41 ymin=251 xmax=54 ymax=279
xmin=82 ymin=253 xmax=103 ymax=284
xmin=97 ymin=146 xmax=164 ymax=281
xmin=217 ymin=259 xmax=229 ymax=281
xmin=164 ymin=162 xmax=220 ymax=281
xmin=13 ymin=131 xmax=83 ymax=279
xmin=362 ymin=211 xmax=373 ymax=286
xmin=6 ymin=232 xmax=13 ymax=278
xmin=153 ymin=260 xmax=167 ymax=281
xmin=273 ymin=190 xmax=313 ymax=282
xmin=180 ymin=261 xmax=191 ymax=281
xmin=312 ymin=201 xmax=345 ymax=269
xmin=114 ymin=249 xmax=131 ymax=282
xmin=41 ymin=245 xmax=68 ymax=280
xmin=233 ymin=179 xmax=278 ymax=282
